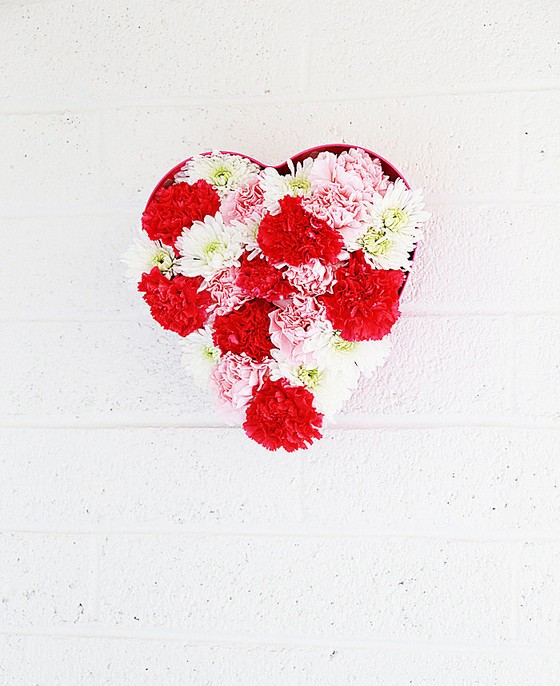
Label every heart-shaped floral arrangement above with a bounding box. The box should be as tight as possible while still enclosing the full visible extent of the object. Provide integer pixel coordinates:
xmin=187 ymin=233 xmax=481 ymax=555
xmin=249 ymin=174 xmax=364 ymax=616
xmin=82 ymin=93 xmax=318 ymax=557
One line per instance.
xmin=124 ymin=145 xmax=429 ymax=452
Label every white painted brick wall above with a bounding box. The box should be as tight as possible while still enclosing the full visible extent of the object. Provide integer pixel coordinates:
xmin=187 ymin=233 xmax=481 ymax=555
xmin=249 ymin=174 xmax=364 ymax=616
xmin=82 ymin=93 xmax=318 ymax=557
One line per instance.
xmin=0 ymin=0 xmax=558 ymax=683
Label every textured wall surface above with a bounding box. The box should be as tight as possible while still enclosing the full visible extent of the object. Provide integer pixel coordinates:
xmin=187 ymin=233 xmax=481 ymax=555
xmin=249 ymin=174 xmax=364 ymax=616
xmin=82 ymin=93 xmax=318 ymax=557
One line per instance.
xmin=1 ymin=0 xmax=559 ymax=683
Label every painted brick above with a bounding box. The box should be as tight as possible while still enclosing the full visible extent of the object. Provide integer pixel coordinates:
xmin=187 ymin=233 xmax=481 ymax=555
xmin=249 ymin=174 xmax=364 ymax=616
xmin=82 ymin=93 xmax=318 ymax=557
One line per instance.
xmin=0 ymin=1 xmax=306 ymax=102
xmin=0 ymin=533 xmax=92 ymax=627
xmin=99 ymin=535 xmax=514 ymax=643
xmin=0 ymin=322 xmax=216 ymax=420
xmin=514 ymin=315 xmax=560 ymax=420
xmin=302 ymin=428 xmax=560 ymax=535
xmin=0 ymin=113 xmax=101 ymax=214
xmin=1 ymin=635 xmax=560 ymax=685
xmin=0 ymin=213 xmax=139 ymax=319
xmin=344 ymin=315 xmax=513 ymax=416
xmin=518 ymin=542 xmax=560 ymax=647
xmin=0 ymin=428 xmax=302 ymax=530
xmin=520 ymin=92 xmax=560 ymax=195
xmin=307 ymin=0 xmax=560 ymax=95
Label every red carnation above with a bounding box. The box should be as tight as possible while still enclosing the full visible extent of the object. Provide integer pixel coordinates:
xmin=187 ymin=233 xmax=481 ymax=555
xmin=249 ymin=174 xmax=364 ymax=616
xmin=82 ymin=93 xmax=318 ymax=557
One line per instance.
xmin=138 ymin=267 xmax=211 ymax=337
xmin=258 ymin=195 xmax=343 ymax=267
xmin=244 ymin=377 xmax=323 ymax=452
xmin=142 ymin=180 xmax=220 ymax=248
xmin=319 ymin=251 xmax=404 ymax=341
xmin=212 ymin=298 xmax=274 ymax=361
xmin=236 ymin=254 xmax=295 ymax=301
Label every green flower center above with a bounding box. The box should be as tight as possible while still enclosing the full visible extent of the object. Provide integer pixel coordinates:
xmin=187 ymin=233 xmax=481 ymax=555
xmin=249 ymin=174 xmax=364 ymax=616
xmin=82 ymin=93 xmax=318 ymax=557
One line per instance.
xmin=296 ymin=366 xmax=322 ymax=390
xmin=210 ymin=165 xmax=233 ymax=187
xmin=357 ymin=227 xmax=390 ymax=256
xmin=288 ymin=177 xmax=311 ymax=195
xmin=202 ymin=345 xmax=220 ymax=363
xmin=203 ymin=240 xmax=223 ymax=257
xmin=381 ymin=207 xmax=407 ymax=230
xmin=332 ymin=331 xmax=357 ymax=353
xmin=150 ymin=248 xmax=174 ymax=272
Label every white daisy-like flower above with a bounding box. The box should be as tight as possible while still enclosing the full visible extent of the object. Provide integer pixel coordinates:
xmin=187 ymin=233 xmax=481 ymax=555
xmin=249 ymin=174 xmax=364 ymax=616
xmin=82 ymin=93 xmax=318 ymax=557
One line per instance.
xmin=122 ymin=231 xmax=176 ymax=283
xmin=261 ymin=158 xmax=313 ymax=212
xmin=175 ymin=151 xmax=260 ymax=198
xmin=175 ymin=213 xmax=245 ymax=279
xmin=306 ymin=322 xmax=392 ymax=379
xmin=346 ymin=178 xmax=430 ymax=270
xmin=271 ymin=359 xmax=355 ymax=416
xmin=181 ymin=326 xmax=221 ymax=388
xmin=232 ymin=217 xmax=262 ymax=259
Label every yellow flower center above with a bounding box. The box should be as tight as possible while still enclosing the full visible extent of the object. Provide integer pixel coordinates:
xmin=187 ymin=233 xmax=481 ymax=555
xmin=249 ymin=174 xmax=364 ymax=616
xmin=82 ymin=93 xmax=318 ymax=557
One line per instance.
xmin=203 ymin=240 xmax=223 ymax=256
xmin=203 ymin=345 xmax=220 ymax=362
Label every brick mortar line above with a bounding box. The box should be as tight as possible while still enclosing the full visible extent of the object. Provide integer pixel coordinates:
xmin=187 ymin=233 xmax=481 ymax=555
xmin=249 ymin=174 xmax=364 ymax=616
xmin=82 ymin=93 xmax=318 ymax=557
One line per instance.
xmin=0 ymin=82 xmax=558 ymax=114
xmin=0 ymin=415 xmax=557 ymax=430
xmin=0 ymin=625 xmax=554 ymax=656
xmin=0 ymin=527 xmax=556 ymax=543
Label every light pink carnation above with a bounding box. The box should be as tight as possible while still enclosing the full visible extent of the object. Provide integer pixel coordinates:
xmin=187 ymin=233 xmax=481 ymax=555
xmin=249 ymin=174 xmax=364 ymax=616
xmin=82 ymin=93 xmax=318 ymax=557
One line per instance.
xmin=269 ymin=295 xmax=326 ymax=364
xmin=302 ymin=149 xmax=389 ymax=231
xmin=221 ymin=175 xmax=265 ymax=225
xmin=207 ymin=266 xmax=250 ymax=316
xmin=284 ymin=259 xmax=337 ymax=296
xmin=209 ymin=352 xmax=268 ymax=422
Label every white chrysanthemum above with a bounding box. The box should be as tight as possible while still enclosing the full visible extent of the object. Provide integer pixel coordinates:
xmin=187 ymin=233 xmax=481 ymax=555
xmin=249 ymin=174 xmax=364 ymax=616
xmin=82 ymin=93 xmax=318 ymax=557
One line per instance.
xmin=122 ymin=231 xmax=176 ymax=283
xmin=175 ymin=213 xmax=245 ymax=279
xmin=261 ymin=158 xmax=313 ymax=212
xmin=175 ymin=151 xmax=260 ymax=197
xmin=181 ymin=326 xmax=220 ymax=388
xmin=271 ymin=358 xmax=356 ymax=416
xmin=306 ymin=322 xmax=392 ymax=379
xmin=232 ymin=217 xmax=262 ymax=259
xmin=347 ymin=179 xmax=430 ymax=269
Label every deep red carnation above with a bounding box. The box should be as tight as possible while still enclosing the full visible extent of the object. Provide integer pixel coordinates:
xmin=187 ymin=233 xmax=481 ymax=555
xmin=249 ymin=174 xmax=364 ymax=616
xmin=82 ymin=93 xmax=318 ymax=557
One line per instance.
xmin=243 ymin=377 xmax=323 ymax=452
xmin=236 ymin=254 xmax=295 ymax=301
xmin=257 ymin=195 xmax=343 ymax=267
xmin=318 ymin=251 xmax=404 ymax=341
xmin=212 ymin=298 xmax=275 ymax=361
xmin=142 ymin=180 xmax=220 ymax=248
xmin=138 ymin=267 xmax=211 ymax=337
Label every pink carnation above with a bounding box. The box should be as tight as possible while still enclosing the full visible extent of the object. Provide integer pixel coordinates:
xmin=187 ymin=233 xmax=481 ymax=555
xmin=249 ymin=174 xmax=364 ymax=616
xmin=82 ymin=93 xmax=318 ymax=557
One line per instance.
xmin=284 ymin=259 xmax=337 ymax=296
xmin=209 ymin=352 xmax=269 ymax=421
xmin=207 ymin=266 xmax=250 ymax=316
xmin=221 ymin=175 xmax=265 ymax=225
xmin=302 ymin=149 xmax=389 ymax=231
xmin=269 ymin=295 xmax=326 ymax=364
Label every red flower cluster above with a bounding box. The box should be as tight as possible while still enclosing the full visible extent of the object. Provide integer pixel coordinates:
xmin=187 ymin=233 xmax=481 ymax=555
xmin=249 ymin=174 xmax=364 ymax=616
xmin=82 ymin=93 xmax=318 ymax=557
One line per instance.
xmin=236 ymin=255 xmax=294 ymax=301
xmin=319 ymin=251 xmax=404 ymax=341
xmin=142 ymin=180 xmax=220 ymax=247
xmin=244 ymin=378 xmax=323 ymax=452
xmin=138 ymin=268 xmax=211 ymax=337
xmin=257 ymin=196 xmax=343 ymax=266
xmin=212 ymin=299 xmax=275 ymax=362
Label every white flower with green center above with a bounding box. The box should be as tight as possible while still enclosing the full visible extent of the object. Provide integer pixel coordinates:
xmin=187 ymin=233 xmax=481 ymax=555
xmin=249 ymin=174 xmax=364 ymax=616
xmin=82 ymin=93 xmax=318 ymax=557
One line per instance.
xmin=261 ymin=158 xmax=313 ymax=212
xmin=175 ymin=152 xmax=260 ymax=197
xmin=271 ymin=358 xmax=354 ymax=416
xmin=122 ymin=231 xmax=176 ymax=283
xmin=175 ymin=213 xmax=245 ymax=279
xmin=181 ymin=326 xmax=221 ymax=388
xmin=347 ymin=178 xmax=430 ymax=269
xmin=303 ymin=321 xmax=392 ymax=381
